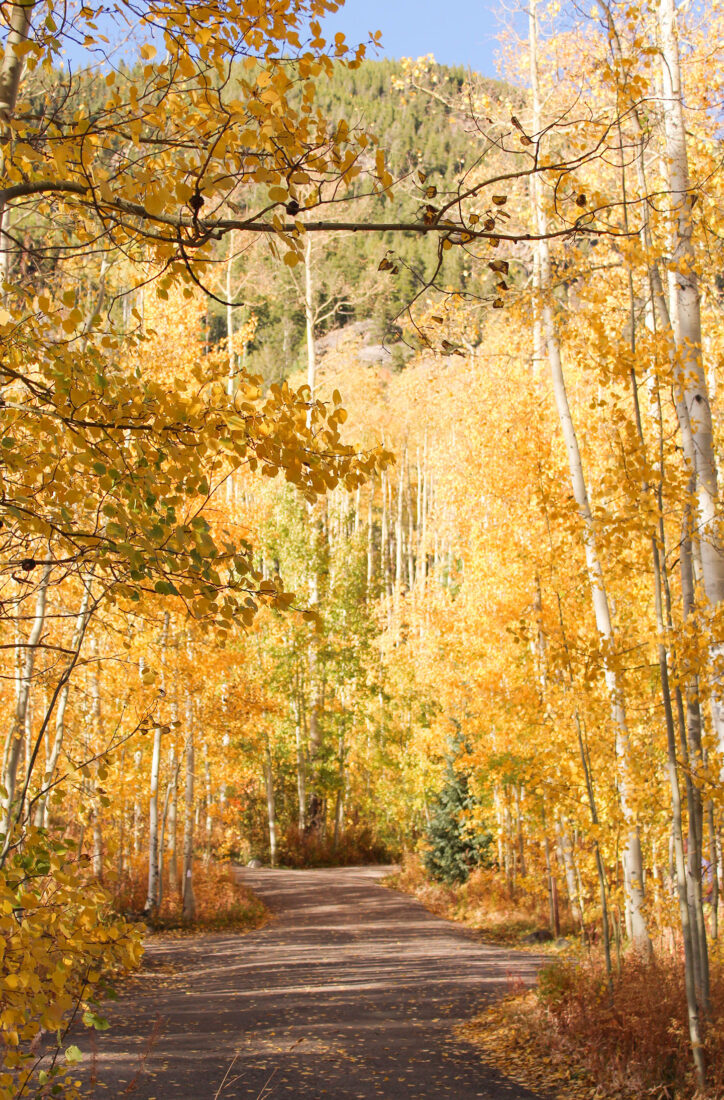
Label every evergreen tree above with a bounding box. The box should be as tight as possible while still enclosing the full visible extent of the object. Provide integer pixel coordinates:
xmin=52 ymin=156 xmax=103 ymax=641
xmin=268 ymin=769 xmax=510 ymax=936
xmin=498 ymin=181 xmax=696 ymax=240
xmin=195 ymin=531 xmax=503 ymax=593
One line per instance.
xmin=424 ymin=747 xmax=493 ymax=884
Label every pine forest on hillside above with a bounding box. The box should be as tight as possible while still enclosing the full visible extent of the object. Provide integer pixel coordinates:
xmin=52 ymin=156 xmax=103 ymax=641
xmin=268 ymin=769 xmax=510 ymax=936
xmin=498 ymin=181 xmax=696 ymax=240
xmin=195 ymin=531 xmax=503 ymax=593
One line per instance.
xmin=0 ymin=1 xmax=723 ymax=1097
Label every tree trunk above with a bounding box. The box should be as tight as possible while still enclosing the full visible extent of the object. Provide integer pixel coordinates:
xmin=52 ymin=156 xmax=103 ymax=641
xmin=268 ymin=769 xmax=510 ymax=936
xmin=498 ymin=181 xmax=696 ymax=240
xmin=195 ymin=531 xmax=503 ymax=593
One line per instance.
xmin=145 ymin=613 xmax=170 ymax=915
xmin=1 ymin=564 xmax=50 ymax=849
xmin=167 ymin=747 xmax=180 ymax=894
xmin=529 ymin=0 xmax=650 ymax=953
xmin=263 ymin=736 xmax=277 ymax=868
xmin=556 ymin=820 xmax=583 ymax=931
xmin=203 ymin=741 xmax=212 ymax=862
xmin=304 ymin=234 xmax=316 ymax=404
xmin=366 ymin=483 xmax=375 ymax=596
xmin=90 ymin=648 xmax=104 ymax=883
xmin=33 ymin=583 xmax=92 ymax=828
xmin=182 ymin=699 xmax=196 ymax=923
xmin=658 ymin=0 xmax=724 ymax=756
xmin=709 ymin=802 xmax=719 ymax=940
xmin=544 ymin=834 xmax=560 ymax=938
xmin=157 ymin=772 xmax=173 ymax=913
xmin=294 ymin=692 xmax=306 ymax=832
xmin=651 ymin=506 xmax=707 ymax=1087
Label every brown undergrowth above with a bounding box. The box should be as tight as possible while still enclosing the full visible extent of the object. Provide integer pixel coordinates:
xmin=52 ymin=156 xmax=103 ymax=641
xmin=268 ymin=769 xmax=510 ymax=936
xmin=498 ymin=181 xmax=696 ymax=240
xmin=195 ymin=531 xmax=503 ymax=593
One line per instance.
xmin=114 ymin=858 xmax=268 ymax=933
xmin=463 ymin=947 xmax=724 ymax=1100
xmin=278 ymin=823 xmax=396 ymax=868
xmin=391 ymin=854 xmax=724 ymax=1099
xmin=388 ymin=851 xmax=573 ymax=946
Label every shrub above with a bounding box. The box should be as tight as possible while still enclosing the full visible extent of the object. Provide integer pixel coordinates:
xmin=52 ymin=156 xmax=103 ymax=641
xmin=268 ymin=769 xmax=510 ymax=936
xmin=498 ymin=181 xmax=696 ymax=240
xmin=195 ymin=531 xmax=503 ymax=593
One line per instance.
xmin=277 ymin=823 xmax=394 ymax=868
xmin=0 ymin=830 xmax=142 ymax=1100
xmin=466 ymin=947 xmax=724 ymax=1100
xmin=114 ymin=857 xmax=267 ymax=931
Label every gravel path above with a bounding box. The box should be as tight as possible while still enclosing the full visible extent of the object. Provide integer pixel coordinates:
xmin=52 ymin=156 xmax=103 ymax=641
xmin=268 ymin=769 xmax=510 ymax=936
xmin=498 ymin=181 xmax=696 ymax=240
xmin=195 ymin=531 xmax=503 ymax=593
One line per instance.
xmin=80 ymin=866 xmax=544 ymax=1099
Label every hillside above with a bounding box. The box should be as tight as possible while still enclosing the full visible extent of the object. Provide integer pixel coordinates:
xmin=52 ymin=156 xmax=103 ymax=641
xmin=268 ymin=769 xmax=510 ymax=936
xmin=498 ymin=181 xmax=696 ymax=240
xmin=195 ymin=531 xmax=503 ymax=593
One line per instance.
xmin=211 ymin=58 xmax=516 ymax=381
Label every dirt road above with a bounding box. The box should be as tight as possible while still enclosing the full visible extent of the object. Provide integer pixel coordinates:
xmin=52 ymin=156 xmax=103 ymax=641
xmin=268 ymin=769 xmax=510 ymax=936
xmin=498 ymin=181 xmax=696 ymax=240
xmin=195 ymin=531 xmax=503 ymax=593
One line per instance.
xmin=80 ymin=866 xmax=543 ymax=1098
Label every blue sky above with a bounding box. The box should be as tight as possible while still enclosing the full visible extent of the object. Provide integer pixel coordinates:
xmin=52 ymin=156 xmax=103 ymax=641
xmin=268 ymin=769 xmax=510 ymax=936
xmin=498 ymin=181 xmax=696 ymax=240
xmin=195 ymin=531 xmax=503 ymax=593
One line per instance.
xmin=51 ymin=0 xmax=523 ymax=76
xmin=319 ymin=0 xmax=525 ymax=77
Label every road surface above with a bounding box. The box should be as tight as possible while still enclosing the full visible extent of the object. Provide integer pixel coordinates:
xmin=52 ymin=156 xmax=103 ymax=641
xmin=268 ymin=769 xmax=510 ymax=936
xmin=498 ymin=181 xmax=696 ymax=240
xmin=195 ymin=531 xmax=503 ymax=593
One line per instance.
xmin=79 ymin=866 xmax=543 ymax=1099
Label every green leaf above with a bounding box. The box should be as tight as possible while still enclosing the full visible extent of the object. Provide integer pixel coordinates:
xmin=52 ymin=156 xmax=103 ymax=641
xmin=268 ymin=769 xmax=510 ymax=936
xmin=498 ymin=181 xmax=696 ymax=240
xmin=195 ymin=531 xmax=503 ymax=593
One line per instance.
xmin=83 ymin=1009 xmax=110 ymax=1030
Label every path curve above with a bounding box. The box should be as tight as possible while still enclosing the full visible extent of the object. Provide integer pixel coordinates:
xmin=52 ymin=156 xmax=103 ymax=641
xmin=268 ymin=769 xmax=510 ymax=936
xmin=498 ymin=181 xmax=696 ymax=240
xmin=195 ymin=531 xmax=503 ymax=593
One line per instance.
xmin=82 ymin=866 xmax=544 ymax=1098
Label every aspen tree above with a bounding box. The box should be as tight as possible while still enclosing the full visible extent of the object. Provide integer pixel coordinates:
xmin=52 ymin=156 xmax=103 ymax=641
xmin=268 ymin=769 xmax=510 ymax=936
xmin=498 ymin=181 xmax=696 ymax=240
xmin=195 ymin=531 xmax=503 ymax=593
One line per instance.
xmin=657 ymin=0 xmax=724 ymax=756
xmin=182 ymin=693 xmax=196 ymax=923
xmin=33 ymin=584 xmax=93 ymax=829
xmin=144 ymin=613 xmax=170 ymax=915
xmin=1 ymin=565 xmax=50 ymax=851
xmin=528 ymin=0 xmax=651 ymax=952
xmin=262 ymin=735 xmax=278 ymax=867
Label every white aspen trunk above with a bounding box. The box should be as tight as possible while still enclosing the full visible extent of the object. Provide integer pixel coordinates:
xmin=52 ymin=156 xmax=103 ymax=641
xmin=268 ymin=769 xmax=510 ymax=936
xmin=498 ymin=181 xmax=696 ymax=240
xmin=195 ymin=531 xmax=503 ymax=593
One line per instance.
xmin=651 ymin=524 xmax=708 ymax=1083
xmin=514 ymin=785 xmax=527 ymax=878
xmin=203 ymin=741 xmax=212 ymax=861
xmin=543 ymin=834 xmax=560 ymax=937
xmin=263 ymin=736 xmax=277 ymax=867
xmin=0 ymin=3 xmax=36 ymax=298
xmin=1 ymin=564 xmax=50 ymax=845
xmin=380 ymin=472 xmax=389 ymax=594
xmin=307 ymin=619 xmax=322 ymax=832
xmin=333 ymin=733 xmax=345 ymax=849
xmin=529 ymin=0 xmax=650 ymax=952
xmin=709 ymin=803 xmax=719 ymax=940
xmin=417 ymin=434 xmax=429 ymax=592
xmin=144 ymin=723 xmax=162 ymax=914
xmin=366 ymin=483 xmax=375 ymax=595
xmin=117 ymin=747 xmax=126 ymax=884
xmin=226 ymin=229 xmax=236 ymax=503
xmin=503 ymin=796 xmax=514 ymax=889
xmin=182 ymin=695 xmax=196 ymax=922
xmin=31 ymin=583 xmax=93 ymax=829
xmin=679 ymin=516 xmax=710 ymax=1005
xmin=132 ymin=746 xmax=143 ymax=855
xmin=530 ymin=219 xmax=545 ymax=377
xmin=393 ymin=460 xmax=405 ymax=631
xmin=407 ymin=465 xmax=416 ymax=592
xmin=494 ymin=785 xmax=505 ymax=871
xmin=294 ymin=693 xmax=306 ymax=832
xmin=304 ymin=234 xmax=316 ymax=404
xmin=556 ymin=820 xmax=583 ymax=930
xmin=167 ymin=744 xmax=179 ymax=894
xmin=226 ymin=230 xmax=236 ymax=396
xmin=145 ymin=613 xmax=169 ymax=914
xmin=90 ymin=647 xmax=104 ymax=882
xmin=657 ymin=0 xmax=724 ymax=757
xmin=157 ymin=773 xmax=173 ymax=912
xmin=0 ymin=4 xmax=34 ymax=122
xmin=22 ymin=695 xmax=33 ymax=788
xmin=387 ymin=473 xmax=394 ymax=600
xmin=395 ymin=460 xmax=404 ymax=590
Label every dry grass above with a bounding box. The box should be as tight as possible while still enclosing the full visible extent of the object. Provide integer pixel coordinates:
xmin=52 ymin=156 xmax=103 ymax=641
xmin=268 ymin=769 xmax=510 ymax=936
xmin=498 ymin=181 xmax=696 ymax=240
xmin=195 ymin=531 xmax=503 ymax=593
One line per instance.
xmin=114 ymin=857 xmax=268 ymax=932
xmin=389 ymin=851 xmax=567 ymax=945
xmin=465 ymin=947 xmax=724 ymax=1100
xmin=393 ymin=854 xmax=724 ymax=1099
xmin=278 ymin=824 xmax=395 ymax=868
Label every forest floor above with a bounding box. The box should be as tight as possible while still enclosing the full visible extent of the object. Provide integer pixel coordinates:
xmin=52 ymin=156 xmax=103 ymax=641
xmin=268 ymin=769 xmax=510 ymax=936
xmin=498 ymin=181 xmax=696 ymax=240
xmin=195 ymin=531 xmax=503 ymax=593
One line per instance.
xmin=75 ymin=865 xmax=547 ymax=1099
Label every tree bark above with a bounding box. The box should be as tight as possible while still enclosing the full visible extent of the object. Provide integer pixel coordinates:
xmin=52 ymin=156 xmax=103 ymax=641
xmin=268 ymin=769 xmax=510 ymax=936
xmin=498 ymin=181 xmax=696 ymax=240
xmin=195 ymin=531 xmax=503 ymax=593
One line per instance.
xmin=167 ymin=745 xmax=180 ymax=894
xmin=263 ymin=736 xmax=277 ymax=867
xmin=144 ymin=613 xmax=170 ymax=916
xmin=529 ymin=0 xmax=650 ymax=953
xmin=1 ymin=564 xmax=50 ymax=846
xmin=657 ymin=0 xmax=724 ymax=756
xmin=182 ymin=696 xmax=196 ymax=922
xmin=33 ymin=583 xmax=92 ymax=828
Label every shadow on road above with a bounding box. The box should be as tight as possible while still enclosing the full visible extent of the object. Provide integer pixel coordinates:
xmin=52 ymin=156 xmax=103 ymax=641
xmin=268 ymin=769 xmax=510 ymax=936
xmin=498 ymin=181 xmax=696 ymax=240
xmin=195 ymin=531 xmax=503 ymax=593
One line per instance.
xmin=79 ymin=865 xmax=544 ymax=1099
